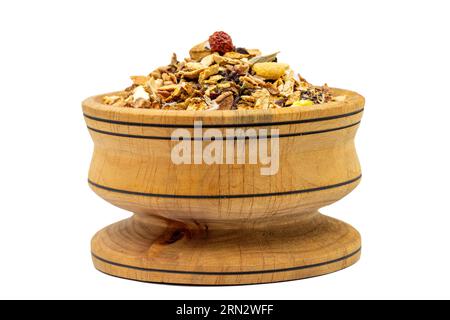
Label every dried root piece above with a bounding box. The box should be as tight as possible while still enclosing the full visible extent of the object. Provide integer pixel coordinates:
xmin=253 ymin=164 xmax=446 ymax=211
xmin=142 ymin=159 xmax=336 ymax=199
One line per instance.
xmin=203 ymin=74 xmax=224 ymax=85
xmin=253 ymin=89 xmax=271 ymax=109
xmin=199 ymin=64 xmax=220 ymax=84
xmin=224 ymin=52 xmax=249 ymax=59
xmin=130 ymin=75 xmax=150 ymax=85
xmin=200 ymin=54 xmax=217 ymax=67
xmin=189 ymin=40 xmax=211 ymax=60
xmin=132 ymin=86 xmax=150 ymax=101
xmin=103 ymin=95 xmax=122 ymax=105
xmin=215 ymin=91 xmax=234 ymax=110
xmin=185 ymin=97 xmax=209 ymax=111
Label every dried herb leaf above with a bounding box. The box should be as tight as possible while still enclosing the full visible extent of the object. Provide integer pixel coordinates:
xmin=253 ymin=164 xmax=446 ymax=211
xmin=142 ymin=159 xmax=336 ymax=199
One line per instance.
xmin=248 ymin=52 xmax=280 ymax=66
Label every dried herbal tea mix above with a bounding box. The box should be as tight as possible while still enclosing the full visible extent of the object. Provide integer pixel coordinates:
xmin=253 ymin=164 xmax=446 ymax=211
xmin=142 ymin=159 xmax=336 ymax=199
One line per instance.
xmin=103 ymin=31 xmax=343 ymax=111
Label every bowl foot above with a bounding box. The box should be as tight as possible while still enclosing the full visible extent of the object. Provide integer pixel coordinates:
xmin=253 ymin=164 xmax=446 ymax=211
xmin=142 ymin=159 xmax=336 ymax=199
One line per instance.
xmin=91 ymin=213 xmax=361 ymax=285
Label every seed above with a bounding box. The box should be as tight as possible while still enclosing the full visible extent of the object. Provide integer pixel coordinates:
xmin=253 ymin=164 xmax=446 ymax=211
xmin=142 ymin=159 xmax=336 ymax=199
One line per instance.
xmin=236 ymin=47 xmax=249 ymax=54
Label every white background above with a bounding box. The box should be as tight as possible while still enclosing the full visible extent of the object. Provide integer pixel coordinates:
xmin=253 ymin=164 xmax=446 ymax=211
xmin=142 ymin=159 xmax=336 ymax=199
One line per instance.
xmin=1 ymin=0 xmax=449 ymax=299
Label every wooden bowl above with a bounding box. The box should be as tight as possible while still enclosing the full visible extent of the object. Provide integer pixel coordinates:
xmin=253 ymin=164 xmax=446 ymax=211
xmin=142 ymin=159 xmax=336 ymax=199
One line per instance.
xmin=82 ymin=88 xmax=365 ymax=285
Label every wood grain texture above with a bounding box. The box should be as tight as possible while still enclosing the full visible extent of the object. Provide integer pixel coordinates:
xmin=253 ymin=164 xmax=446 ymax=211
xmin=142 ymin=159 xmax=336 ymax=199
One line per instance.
xmin=82 ymin=88 xmax=365 ymax=285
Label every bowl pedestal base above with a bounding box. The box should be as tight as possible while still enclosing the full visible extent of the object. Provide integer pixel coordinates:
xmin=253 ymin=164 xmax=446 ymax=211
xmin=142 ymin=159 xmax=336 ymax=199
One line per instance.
xmin=91 ymin=212 xmax=361 ymax=285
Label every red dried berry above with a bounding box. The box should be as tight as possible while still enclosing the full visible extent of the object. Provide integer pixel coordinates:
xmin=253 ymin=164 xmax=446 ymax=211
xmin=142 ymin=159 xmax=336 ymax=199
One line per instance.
xmin=208 ymin=31 xmax=234 ymax=55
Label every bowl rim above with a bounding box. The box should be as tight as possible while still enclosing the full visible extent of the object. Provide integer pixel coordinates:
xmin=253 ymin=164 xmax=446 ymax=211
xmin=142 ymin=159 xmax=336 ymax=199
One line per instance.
xmin=82 ymin=88 xmax=364 ymax=125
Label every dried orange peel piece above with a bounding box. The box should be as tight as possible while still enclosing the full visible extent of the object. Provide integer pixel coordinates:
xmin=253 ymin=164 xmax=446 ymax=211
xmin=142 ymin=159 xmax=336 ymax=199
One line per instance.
xmin=252 ymin=62 xmax=289 ymax=80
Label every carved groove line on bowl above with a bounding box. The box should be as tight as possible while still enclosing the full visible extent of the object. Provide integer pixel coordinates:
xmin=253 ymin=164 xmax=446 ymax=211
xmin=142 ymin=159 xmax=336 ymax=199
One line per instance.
xmin=86 ymin=121 xmax=360 ymax=140
xmin=88 ymin=174 xmax=362 ymax=199
xmin=91 ymin=247 xmax=361 ymax=276
xmin=83 ymin=108 xmax=364 ymax=128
